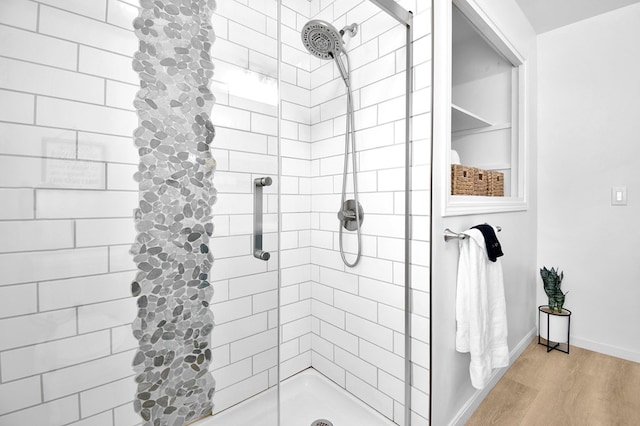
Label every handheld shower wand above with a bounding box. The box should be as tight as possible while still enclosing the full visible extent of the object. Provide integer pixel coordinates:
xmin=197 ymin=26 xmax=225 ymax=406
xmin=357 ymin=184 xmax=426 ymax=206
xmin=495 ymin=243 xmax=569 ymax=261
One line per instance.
xmin=301 ymin=20 xmax=363 ymax=267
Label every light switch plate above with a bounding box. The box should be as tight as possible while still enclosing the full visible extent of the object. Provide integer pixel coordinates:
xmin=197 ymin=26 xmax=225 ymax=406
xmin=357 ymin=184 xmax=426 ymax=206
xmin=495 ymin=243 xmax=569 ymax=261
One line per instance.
xmin=611 ymin=186 xmax=627 ymax=206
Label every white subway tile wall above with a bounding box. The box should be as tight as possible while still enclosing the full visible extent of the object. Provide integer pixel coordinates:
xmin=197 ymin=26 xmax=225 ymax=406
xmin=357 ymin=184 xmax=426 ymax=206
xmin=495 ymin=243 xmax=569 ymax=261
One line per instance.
xmin=0 ymin=0 xmax=141 ymax=423
xmin=302 ymin=0 xmax=431 ymax=425
xmin=0 ymin=0 xmax=431 ymax=424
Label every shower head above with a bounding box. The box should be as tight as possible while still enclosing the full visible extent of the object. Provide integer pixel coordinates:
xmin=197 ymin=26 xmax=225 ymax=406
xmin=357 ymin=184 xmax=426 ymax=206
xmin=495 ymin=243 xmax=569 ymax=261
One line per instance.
xmin=300 ymin=20 xmax=359 ymax=60
xmin=301 ymin=20 xmax=344 ymax=60
xmin=301 ymin=20 xmax=358 ymax=87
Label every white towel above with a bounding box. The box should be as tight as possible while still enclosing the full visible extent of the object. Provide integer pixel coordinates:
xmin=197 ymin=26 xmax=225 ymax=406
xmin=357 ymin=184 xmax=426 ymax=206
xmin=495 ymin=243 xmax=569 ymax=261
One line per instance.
xmin=456 ymin=228 xmax=509 ymax=389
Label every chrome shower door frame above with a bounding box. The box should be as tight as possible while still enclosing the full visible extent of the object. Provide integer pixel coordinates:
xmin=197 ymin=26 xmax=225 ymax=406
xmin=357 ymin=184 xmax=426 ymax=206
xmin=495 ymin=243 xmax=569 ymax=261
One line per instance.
xmin=368 ymin=2 xmax=414 ymax=424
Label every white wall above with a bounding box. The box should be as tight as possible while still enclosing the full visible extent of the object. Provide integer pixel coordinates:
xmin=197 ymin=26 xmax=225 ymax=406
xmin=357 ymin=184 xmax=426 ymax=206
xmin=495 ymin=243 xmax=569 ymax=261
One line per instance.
xmin=537 ymin=3 xmax=640 ymax=362
xmin=431 ymin=0 xmax=538 ymax=424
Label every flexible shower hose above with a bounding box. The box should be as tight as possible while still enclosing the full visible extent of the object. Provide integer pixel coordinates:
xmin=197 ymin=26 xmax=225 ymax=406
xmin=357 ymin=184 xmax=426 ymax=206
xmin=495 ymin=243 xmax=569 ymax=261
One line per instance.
xmin=334 ymin=51 xmax=362 ymax=267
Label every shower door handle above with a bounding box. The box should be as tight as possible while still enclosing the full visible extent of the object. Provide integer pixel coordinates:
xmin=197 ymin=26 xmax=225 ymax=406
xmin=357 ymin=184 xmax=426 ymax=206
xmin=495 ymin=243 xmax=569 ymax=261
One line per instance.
xmin=253 ymin=176 xmax=272 ymax=261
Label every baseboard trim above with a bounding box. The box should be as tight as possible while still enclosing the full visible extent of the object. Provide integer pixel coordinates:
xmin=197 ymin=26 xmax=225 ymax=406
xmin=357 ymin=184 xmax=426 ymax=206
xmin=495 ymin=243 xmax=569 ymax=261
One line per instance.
xmin=448 ymin=327 xmax=537 ymax=426
xmin=571 ymin=336 xmax=640 ymax=363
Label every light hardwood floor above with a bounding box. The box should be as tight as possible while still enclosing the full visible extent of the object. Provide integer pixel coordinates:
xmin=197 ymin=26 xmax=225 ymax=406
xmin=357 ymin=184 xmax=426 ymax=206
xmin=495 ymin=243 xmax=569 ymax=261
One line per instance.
xmin=467 ymin=340 xmax=640 ymax=425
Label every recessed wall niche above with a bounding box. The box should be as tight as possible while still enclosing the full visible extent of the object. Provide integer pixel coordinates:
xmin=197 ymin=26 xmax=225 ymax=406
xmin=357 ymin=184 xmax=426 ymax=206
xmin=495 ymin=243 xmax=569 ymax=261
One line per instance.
xmin=445 ymin=0 xmax=528 ymax=215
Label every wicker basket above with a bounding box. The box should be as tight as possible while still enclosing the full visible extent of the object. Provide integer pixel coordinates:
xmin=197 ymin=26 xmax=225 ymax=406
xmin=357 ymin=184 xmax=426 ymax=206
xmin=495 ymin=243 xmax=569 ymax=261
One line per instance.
xmin=473 ymin=168 xmax=488 ymax=196
xmin=451 ymin=164 xmax=474 ymax=195
xmin=487 ymin=171 xmax=504 ymax=197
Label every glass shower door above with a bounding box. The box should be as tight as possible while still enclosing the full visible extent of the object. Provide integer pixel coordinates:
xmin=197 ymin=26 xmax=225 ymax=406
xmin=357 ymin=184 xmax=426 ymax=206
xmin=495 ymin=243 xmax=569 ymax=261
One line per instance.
xmin=207 ymin=0 xmax=280 ymax=422
xmin=207 ymin=0 xmax=414 ymax=424
xmin=278 ymin=1 xmax=413 ymax=426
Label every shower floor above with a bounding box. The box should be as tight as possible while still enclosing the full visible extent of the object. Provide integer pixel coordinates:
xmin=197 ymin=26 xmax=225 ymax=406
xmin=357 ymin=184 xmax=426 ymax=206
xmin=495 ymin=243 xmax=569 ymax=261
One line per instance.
xmin=195 ymin=368 xmax=395 ymax=426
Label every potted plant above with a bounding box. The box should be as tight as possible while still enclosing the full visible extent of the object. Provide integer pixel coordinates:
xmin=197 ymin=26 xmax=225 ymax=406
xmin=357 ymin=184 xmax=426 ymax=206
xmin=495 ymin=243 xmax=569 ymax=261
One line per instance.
xmin=540 ymin=266 xmax=567 ymax=312
xmin=539 ymin=266 xmax=570 ymax=345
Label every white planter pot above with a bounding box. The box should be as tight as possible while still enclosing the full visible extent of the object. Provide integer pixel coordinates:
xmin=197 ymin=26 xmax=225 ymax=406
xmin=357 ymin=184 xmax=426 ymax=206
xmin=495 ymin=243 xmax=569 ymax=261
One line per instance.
xmin=539 ymin=307 xmax=570 ymax=343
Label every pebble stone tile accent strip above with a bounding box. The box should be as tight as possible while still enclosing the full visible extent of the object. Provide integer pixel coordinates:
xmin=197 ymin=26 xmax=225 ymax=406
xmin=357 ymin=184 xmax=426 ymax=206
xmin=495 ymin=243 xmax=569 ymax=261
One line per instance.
xmin=131 ymin=0 xmax=218 ymax=424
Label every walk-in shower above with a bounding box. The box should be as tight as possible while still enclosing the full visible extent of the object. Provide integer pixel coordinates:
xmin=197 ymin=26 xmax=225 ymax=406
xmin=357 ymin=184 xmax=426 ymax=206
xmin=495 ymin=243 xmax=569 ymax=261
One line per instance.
xmin=0 ymin=0 xmax=422 ymax=425
xmin=301 ymin=19 xmax=363 ymax=267
xmin=198 ymin=1 xmax=415 ymax=423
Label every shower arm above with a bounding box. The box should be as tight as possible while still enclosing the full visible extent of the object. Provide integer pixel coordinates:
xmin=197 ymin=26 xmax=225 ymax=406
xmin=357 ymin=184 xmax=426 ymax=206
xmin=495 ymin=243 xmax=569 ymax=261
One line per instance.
xmin=340 ymin=23 xmax=358 ymax=37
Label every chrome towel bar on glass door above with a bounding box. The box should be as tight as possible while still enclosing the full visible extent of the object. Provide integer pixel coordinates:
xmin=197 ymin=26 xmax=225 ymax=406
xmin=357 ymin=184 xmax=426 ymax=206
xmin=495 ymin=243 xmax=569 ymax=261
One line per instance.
xmin=253 ymin=176 xmax=272 ymax=261
xmin=443 ymin=226 xmax=501 ymax=242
